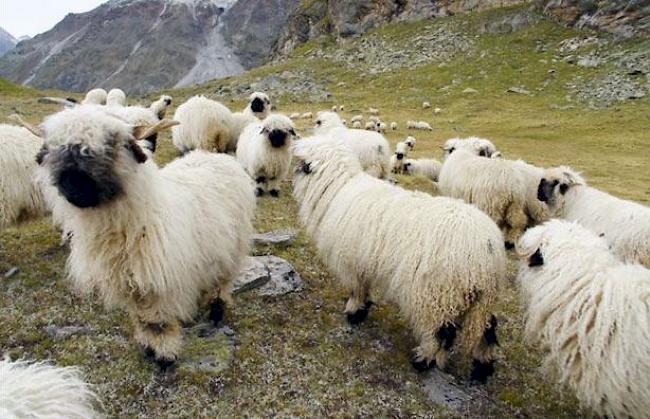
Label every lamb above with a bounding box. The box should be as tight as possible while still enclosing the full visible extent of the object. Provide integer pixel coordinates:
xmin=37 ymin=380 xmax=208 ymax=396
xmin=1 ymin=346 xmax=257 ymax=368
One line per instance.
xmin=368 ymin=107 xmax=379 ymax=115
xmin=389 ymin=142 xmax=409 ymax=174
xmin=150 ymin=95 xmax=172 ymax=119
xmin=390 ymin=122 xmax=398 ymax=130
xmin=229 ymin=92 xmax=273 ymax=152
xmin=403 ymin=158 xmax=442 ymax=182
xmin=293 ymin=140 xmax=507 ymax=382
xmin=0 ymin=123 xmax=48 ymax=229
xmin=415 ymin=121 xmax=433 ymax=131
xmin=404 ymin=136 xmax=416 ymax=151
xmin=438 ymin=149 xmax=528 ymax=247
xmin=516 ymin=219 xmax=650 ymax=418
xmin=106 ymin=88 xmax=127 ymax=107
xmin=442 ymin=137 xmax=498 ymax=158
xmin=36 ymin=106 xmax=255 ymax=369
xmin=422 ymin=101 xmax=431 ymax=109
xmin=81 ymin=88 xmax=107 ymax=105
xmin=313 ymin=111 xmax=391 ymax=178
xmin=237 ymin=114 xmax=297 ymax=197
xmin=0 ymin=357 xmax=99 ymax=418
xmin=171 ymin=95 xmax=235 ymax=154
xmin=538 ymin=166 xmax=650 ymax=267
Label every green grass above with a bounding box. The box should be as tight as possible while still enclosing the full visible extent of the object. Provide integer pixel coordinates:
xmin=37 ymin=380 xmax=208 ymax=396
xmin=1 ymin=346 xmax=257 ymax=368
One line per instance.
xmin=1 ymin=5 xmax=649 ymax=417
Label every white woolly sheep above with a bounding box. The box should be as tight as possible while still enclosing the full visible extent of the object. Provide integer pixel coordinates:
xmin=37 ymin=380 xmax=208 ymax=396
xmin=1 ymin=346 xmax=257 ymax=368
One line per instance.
xmin=350 ymin=115 xmax=363 ymax=123
xmin=434 ymin=107 xmax=442 ymax=114
xmin=352 ymin=121 xmax=361 ymax=129
xmin=339 ymin=105 xmax=345 ymax=111
xmin=81 ymin=88 xmax=107 ymax=105
xmin=442 ymin=137 xmax=498 ymax=158
xmin=516 ymin=219 xmax=650 ymax=418
xmin=415 ymin=121 xmax=433 ymax=131
xmin=538 ymin=166 xmax=650 ymax=267
xmin=368 ymin=116 xmax=380 ymax=123
xmin=364 ymin=121 xmax=376 ymax=131
xmin=439 ymin=149 xmax=529 ymax=247
xmin=229 ymin=92 xmax=272 ymax=152
xmin=368 ymin=107 xmax=379 ymax=115
xmin=342 ymin=119 xmax=347 ymax=126
xmin=331 ymin=105 xmax=338 ymax=112
xmin=293 ymin=140 xmax=507 ymax=382
xmin=237 ymin=114 xmax=297 ymax=197
xmin=377 ymin=122 xmax=387 ymax=133
xmin=0 ymin=123 xmax=48 ymax=229
xmin=150 ymin=95 xmax=172 ymax=120
xmin=389 ymin=142 xmax=409 ymax=174
xmin=404 ymin=136 xmax=416 ymax=151
xmin=289 ymin=112 xmax=301 ymax=120
xmin=171 ymin=95 xmax=236 ymax=154
xmin=313 ymin=111 xmax=391 ymax=178
xmin=407 ymin=120 xmax=416 ymax=129
xmin=403 ymin=158 xmax=442 ymax=182
xmin=301 ymin=112 xmax=313 ymax=119
xmin=106 ymin=88 xmax=126 ymax=107
xmin=422 ymin=101 xmax=431 ymax=109
xmin=0 ymin=357 xmax=99 ymax=418
xmin=36 ymin=106 xmax=255 ymax=369
xmin=390 ymin=122 xmax=398 ymax=130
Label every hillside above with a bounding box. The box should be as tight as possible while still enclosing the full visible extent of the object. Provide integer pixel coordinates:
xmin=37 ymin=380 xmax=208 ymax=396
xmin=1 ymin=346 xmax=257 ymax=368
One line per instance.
xmin=1 ymin=5 xmax=649 ymax=417
xmin=0 ymin=27 xmax=16 ymax=56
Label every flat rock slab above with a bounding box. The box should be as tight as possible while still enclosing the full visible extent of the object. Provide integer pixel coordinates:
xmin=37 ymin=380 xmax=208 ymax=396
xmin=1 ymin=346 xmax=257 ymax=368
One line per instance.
xmin=251 ymin=229 xmax=297 ymax=247
xmin=507 ymin=86 xmax=531 ymax=95
xmin=233 ymin=256 xmax=303 ymax=296
xmin=422 ymin=369 xmax=489 ymax=413
xmin=179 ymin=323 xmax=235 ymax=375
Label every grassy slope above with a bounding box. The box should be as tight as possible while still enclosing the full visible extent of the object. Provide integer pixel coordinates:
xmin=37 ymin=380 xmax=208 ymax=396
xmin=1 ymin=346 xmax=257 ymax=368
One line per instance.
xmin=1 ymin=5 xmax=649 ymax=417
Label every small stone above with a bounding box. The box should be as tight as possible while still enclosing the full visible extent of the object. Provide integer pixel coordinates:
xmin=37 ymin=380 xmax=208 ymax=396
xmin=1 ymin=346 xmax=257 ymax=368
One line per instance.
xmin=4 ymin=267 xmax=19 ymax=278
xmin=251 ymin=229 xmax=297 ymax=247
xmin=233 ymin=256 xmax=303 ymax=296
xmin=462 ymin=88 xmax=478 ymax=94
xmin=507 ymin=87 xmax=531 ymax=95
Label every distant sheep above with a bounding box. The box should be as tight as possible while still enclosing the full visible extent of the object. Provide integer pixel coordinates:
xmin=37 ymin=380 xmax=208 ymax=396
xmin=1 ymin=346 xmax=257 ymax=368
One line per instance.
xmin=407 ymin=120 xmax=416 ymax=129
xmin=389 ymin=142 xmax=409 ymax=174
xmin=404 ymin=136 xmax=416 ymax=151
xmin=352 ymin=121 xmax=361 ymax=129
xmin=368 ymin=116 xmax=380 ymax=123
xmin=81 ymin=88 xmax=107 ymax=105
xmin=422 ymin=101 xmax=431 ymax=109
xmin=339 ymin=105 xmax=345 ymax=111
xmin=293 ymin=140 xmax=506 ymax=382
xmin=364 ymin=121 xmax=376 ymax=131
xmin=36 ymin=106 xmax=255 ymax=368
xmin=415 ymin=121 xmax=433 ymax=131
xmin=377 ymin=122 xmax=387 ymax=133
xmin=350 ymin=115 xmax=363 ymax=123
xmin=150 ymin=95 xmax=172 ymax=120
xmin=517 ymin=219 xmax=650 ymax=418
xmin=289 ymin=112 xmax=301 ymax=120
xmin=538 ymin=166 xmax=650 ymax=267
xmin=237 ymin=114 xmax=297 ymax=197
xmin=106 ymin=88 xmax=126 ymax=107
xmin=229 ymin=92 xmax=272 ymax=152
xmin=171 ymin=95 xmax=235 ymax=154
xmin=442 ymin=137 xmax=498 ymax=158
xmin=301 ymin=112 xmax=313 ymax=119
xmin=368 ymin=107 xmax=379 ymax=115
xmin=331 ymin=105 xmax=338 ymax=112
xmin=390 ymin=122 xmax=398 ymax=130
xmin=0 ymin=357 xmax=99 ymax=418
xmin=403 ymin=158 xmax=442 ymax=182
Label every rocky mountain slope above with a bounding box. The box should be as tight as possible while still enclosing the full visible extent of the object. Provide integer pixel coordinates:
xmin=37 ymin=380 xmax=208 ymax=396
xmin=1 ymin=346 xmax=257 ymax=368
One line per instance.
xmin=0 ymin=27 xmax=16 ymax=56
xmin=0 ymin=0 xmax=298 ymax=94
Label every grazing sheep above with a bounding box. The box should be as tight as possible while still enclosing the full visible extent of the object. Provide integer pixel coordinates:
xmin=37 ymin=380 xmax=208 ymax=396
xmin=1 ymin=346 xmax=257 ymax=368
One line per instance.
xmin=415 ymin=121 xmax=433 ymax=131
xmin=516 ymin=219 xmax=650 ymax=418
xmin=404 ymin=136 xmax=416 ymax=151
xmin=368 ymin=107 xmax=379 ymax=115
xmin=81 ymin=88 xmax=107 ymax=105
xmin=171 ymin=95 xmax=235 ymax=154
xmin=422 ymin=101 xmax=431 ymax=109
xmin=229 ymin=92 xmax=273 ymax=152
xmin=390 ymin=122 xmax=398 ymax=130
xmin=439 ymin=149 xmax=528 ymax=247
xmin=434 ymin=107 xmax=442 ymax=114
xmin=106 ymin=88 xmax=126 ymax=107
xmin=407 ymin=120 xmax=416 ymax=129
xmin=377 ymin=122 xmax=387 ymax=133
xmin=150 ymin=95 xmax=172 ymax=120
xmin=339 ymin=105 xmax=345 ymax=111
xmin=313 ymin=111 xmax=391 ymax=178
xmin=511 ymin=159 xmax=550 ymax=227
xmin=293 ymin=140 xmax=507 ymax=381
xmin=350 ymin=115 xmax=363 ymax=123
xmin=0 ymin=124 xmax=48 ymax=228
xmin=403 ymin=158 xmax=442 ymax=182
xmin=289 ymin=112 xmax=301 ymax=120
xmin=538 ymin=167 xmax=650 ymax=267
xmin=390 ymin=142 xmax=409 ymax=174
xmin=331 ymin=105 xmax=338 ymax=112
xmin=368 ymin=116 xmax=380 ymax=123
xmin=442 ymin=137 xmax=498 ymax=158
xmin=36 ymin=106 xmax=255 ymax=368
xmin=237 ymin=114 xmax=297 ymax=197
xmin=0 ymin=357 xmax=99 ymax=418
xmin=301 ymin=112 xmax=313 ymax=119
xmin=364 ymin=121 xmax=376 ymax=131
xmin=352 ymin=121 xmax=362 ymax=129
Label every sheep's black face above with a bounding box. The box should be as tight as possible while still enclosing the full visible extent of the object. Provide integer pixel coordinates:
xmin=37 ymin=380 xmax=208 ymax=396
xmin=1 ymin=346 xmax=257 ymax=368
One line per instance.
xmin=268 ymin=129 xmax=288 ymax=148
xmin=396 ymin=153 xmax=404 ymax=160
xmin=251 ymin=97 xmax=265 ymax=113
xmin=164 ymin=98 xmax=172 ymax=106
xmin=537 ymin=178 xmax=559 ymax=202
xmin=528 ymin=248 xmax=544 ymax=267
xmin=49 ymin=144 xmax=123 ymax=209
xmin=295 ymin=161 xmax=312 ymax=175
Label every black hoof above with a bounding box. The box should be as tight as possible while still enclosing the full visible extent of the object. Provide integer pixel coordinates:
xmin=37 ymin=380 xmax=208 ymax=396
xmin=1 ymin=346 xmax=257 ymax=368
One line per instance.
xmin=411 ymin=357 xmax=435 ymax=372
xmin=255 ymin=188 xmax=264 ymax=197
xmin=269 ymin=189 xmax=279 ymax=198
xmin=209 ymin=298 xmax=226 ymax=325
xmin=346 ymin=301 xmax=373 ymax=325
xmin=504 ymin=241 xmax=515 ymax=250
xmin=470 ymin=359 xmax=495 ymax=384
xmin=156 ymin=357 xmax=176 ymax=372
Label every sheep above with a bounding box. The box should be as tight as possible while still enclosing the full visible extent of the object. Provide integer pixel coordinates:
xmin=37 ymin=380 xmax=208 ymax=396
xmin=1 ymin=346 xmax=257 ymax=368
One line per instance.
xmin=150 ymin=95 xmax=172 ymax=120
xmin=422 ymin=101 xmax=431 ymax=109
xmin=0 ymin=357 xmax=100 ymax=418
xmin=403 ymin=158 xmax=442 ymax=182
xmin=377 ymin=122 xmax=387 ymax=133
xmin=516 ymin=219 xmax=650 ymax=418
xmin=237 ymin=114 xmax=297 ymax=197
xmin=364 ymin=121 xmax=376 ymax=131
xmin=404 ymin=136 xmax=416 ymax=151
xmin=301 ymin=112 xmax=313 ymax=119
xmin=0 ymin=123 xmax=48 ymax=229
xmin=407 ymin=120 xmax=416 ymax=129
xmin=342 ymin=119 xmax=347 ymax=126
xmin=229 ymin=92 xmax=273 ymax=153
xmin=390 ymin=122 xmax=398 ymax=130
xmin=434 ymin=107 xmax=442 ymax=114
xmin=35 ymin=106 xmax=255 ymax=369
xmin=106 ymin=88 xmax=127 ymax=107
xmin=368 ymin=107 xmax=379 ymax=115
xmin=81 ymin=88 xmax=107 ymax=105
xmin=331 ymin=105 xmax=338 ymax=112
xmin=538 ymin=166 xmax=650 ymax=267
xmin=368 ymin=116 xmax=380 ymax=123
xmin=415 ymin=121 xmax=433 ymax=131
xmin=289 ymin=112 xmax=301 ymax=120
xmin=313 ymin=111 xmax=391 ymax=178
xmin=511 ymin=159 xmax=550 ymax=227
xmin=389 ymin=142 xmax=409 ymax=174
xmin=292 ymin=140 xmax=507 ymax=382
xmin=352 ymin=121 xmax=362 ymax=129
xmin=441 ymin=137 xmax=498 ymax=158
xmin=339 ymin=105 xmax=345 ymax=111
xmin=350 ymin=115 xmax=363 ymax=123
xmin=438 ymin=149 xmax=528 ymax=247
xmin=171 ymin=95 xmax=235 ymax=154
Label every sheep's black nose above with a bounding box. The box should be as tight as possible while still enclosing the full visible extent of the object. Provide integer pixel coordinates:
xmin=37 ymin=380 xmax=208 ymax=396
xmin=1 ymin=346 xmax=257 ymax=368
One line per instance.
xmin=396 ymin=153 xmax=404 ymax=160
xmin=269 ymin=130 xmax=287 ymax=148
xmin=251 ymin=98 xmax=265 ymax=113
xmin=164 ymin=99 xmax=171 ymax=105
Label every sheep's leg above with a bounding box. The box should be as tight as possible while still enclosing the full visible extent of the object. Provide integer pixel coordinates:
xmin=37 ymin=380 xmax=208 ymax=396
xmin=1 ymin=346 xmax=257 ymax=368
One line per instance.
xmin=344 ymin=281 xmax=372 ymax=324
xmin=131 ymin=310 xmax=182 ymax=371
xmin=254 ymin=175 xmax=267 ymax=197
xmin=412 ymin=322 xmax=457 ymax=371
xmin=470 ymin=314 xmax=498 ymax=384
xmin=268 ymin=177 xmax=280 ymax=198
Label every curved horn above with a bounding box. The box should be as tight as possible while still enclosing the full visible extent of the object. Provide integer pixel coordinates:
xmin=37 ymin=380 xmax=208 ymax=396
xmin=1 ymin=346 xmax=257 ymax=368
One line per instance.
xmin=8 ymin=114 xmax=44 ymax=138
xmin=133 ymin=119 xmax=179 ymax=140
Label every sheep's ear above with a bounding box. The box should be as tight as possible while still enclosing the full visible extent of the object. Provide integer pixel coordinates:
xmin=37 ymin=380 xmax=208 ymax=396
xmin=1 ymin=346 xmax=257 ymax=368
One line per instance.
xmin=133 ymin=119 xmax=179 ymax=140
xmin=528 ymin=248 xmax=544 ymax=267
xmin=8 ymin=114 xmax=44 ymax=138
xmin=35 ymin=145 xmax=48 ymax=165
